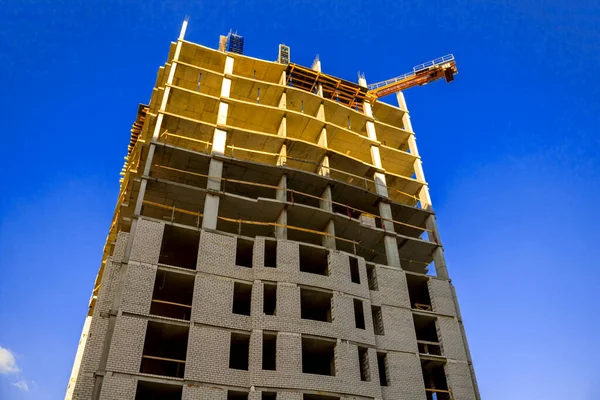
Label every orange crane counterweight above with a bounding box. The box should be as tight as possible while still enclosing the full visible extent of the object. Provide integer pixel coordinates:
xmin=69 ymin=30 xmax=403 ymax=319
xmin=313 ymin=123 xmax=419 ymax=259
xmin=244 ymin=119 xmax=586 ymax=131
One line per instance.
xmin=366 ymin=54 xmax=457 ymax=102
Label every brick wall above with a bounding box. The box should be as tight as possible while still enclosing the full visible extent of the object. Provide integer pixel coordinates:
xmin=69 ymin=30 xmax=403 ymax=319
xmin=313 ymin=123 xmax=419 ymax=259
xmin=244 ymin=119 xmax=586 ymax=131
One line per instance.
xmin=375 ymin=307 xmax=417 ymax=353
xmin=105 ymin=316 xmax=147 ymax=374
xmin=428 ymin=278 xmax=457 ymax=317
xmin=98 ymin=374 xmax=136 ymax=400
xmin=382 ymin=352 xmax=426 ymax=400
xmin=446 ymin=360 xmax=477 ymax=400
xmin=185 ymin=325 xmax=250 ymax=387
xmin=121 ymin=262 xmax=157 ymax=315
xmin=129 ymin=219 xmax=164 ymax=264
xmin=436 ymin=316 xmax=467 ymax=361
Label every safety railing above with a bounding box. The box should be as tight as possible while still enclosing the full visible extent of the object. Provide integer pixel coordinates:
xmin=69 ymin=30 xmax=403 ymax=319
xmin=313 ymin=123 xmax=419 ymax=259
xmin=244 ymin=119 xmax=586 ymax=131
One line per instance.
xmin=417 ymin=340 xmax=442 ymax=356
xmin=367 ymin=54 xmax=455 ymax=90
xmin=413 ymin=54 xmax=454 ymax=73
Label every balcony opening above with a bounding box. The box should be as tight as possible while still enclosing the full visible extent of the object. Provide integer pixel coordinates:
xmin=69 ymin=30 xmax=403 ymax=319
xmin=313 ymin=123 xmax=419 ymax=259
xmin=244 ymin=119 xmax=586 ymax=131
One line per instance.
xmin=349 ymin=257 xmax=361 ymax=284
xmin=414 ymin=314 xmax=441 ymax=356
xmin=263 ymin=283 xmax=277 ymax=315
xmin=299 ymin=245 xmax=329 ymax=276
xmin=236 ymin=238 xmax=254 ymax=268
xmin=140 ymin=321 xmax=189 ymax=378
xmin=262 ymin=393 xmax=277 ymax=400
xmin=302 ymin=336 xmax=336 ymax=376
xmin=232 ymin=282 xmax=252 ymax=316
xmin=264 ymin=240 xmax=277 ymax=268
xmin=135 ymin=380 xmax=182 ymax=400
xmin=227 ymin=390 xmax=249 ymax=400
xmin=377 ymin=352 xmax=389 ymax=386
xmin=262 ymin=332 xmax=277 ymax=370
xmin=366 ymin=263 xmax=378 ymax=291
xmin=304 ymin=395 xmax=340 ymax=400
xmin=159 ymin=225 xmax=200 ymax=270
xmin=229 ymin=332 xmax=250 ymax=370
xmin=422 ymin=360 xmax=451 ymax=400
xmin=301 ymin=288 xmax=332 ymax=322
xmin=406 ymin=274 xmax=432 ymax=311
xmin=353 ymin=299 xmax=366 ymax=330
xmin=150 ymin=270 xmax=194 ymax=320
xmin=371 ymin=305 xmax=384 ymax=335
xmin=358 ymin=346 xmax=370 ymax=382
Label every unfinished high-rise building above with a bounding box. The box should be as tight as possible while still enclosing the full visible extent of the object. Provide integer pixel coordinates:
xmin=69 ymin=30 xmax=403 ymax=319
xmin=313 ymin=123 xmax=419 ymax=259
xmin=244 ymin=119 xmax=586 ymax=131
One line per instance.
xmin=66 ymin=20 xmax=479 ymax=400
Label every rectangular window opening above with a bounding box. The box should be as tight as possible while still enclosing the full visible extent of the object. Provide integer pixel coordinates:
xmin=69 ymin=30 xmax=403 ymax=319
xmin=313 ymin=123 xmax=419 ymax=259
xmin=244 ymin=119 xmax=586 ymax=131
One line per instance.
xmin=301 ymin=287 xmax=332 ymax=322
xmin=232 ymin=282 xmax=252 ymax=316
xmin=301 ymin=337 xmax=336 ymax=376
xmin=366 ymin=263 xmax=378 ymax=291
xmin=262 ymin=393 xmax=277 ymax=400
xmin=371 ymin=305 xmax=384 ymax=335
xmin=236 ymin=238 xmax=254 ymax=268
xmin=353 ymin=299 xmax=366 ymax=330
xmin=159 ymin=225 xmax=200 ymax=270
xmin=350 ymin=257 xmax=361 ymax=284
xmin=263 ymin=283 xmax=277 ymax=315
xmin=150 ymin=270 xmax=194 ymax=320
xmin=421 ymin=360 xmax=450 ymax=398
xmin=227 ymin=390 xmax=249 ymax=400
xmin=406 ymin=274 xmax=432 ymax=311
xmin=264 ymin=240 xmax=277 ymax=268
xmin=299 ymin=245 xmax=329 ymax=276
xmin=262 ymin=332 xmax=277 ymax=371
xmin=377 ymin=352 xmax=389 ymax=386
xmin=135 ymin=380 xmax=182 ymax=400
xmin=414 ymin=314 xmax=441 ymax=356
xmin=358 ymin=347 xmax=370 ymax=382
xmin=229 ymin=333 xmax=250 ymax=370
xmin=140 ymin=321 xmax=189 ymax=378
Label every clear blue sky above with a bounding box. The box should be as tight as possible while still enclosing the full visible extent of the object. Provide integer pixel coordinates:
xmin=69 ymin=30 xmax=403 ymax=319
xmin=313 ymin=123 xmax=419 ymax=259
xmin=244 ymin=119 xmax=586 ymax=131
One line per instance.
xmin=1 ymin=1 xmax=598 ymax=399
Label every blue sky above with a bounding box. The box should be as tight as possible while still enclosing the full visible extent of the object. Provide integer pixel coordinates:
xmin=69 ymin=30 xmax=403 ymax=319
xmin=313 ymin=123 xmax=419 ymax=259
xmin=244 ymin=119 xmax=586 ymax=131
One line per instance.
xmin=0 ymin=1 xmax=598 ymax=399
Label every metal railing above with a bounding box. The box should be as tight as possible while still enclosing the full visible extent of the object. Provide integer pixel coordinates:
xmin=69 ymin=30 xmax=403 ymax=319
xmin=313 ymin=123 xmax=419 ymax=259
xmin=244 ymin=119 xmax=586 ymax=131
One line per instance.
xmin=367 ymin=54 xmax=455 ymax=91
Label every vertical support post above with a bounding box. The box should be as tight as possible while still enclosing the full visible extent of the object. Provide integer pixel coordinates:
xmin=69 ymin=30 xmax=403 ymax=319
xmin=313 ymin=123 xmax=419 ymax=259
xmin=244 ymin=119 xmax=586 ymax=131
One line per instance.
xmin=396 ymin=91 xmax=448 ymax=278
xmin=203 ymin=56 xmax=234 ymax=230
xmin=359 ymin=75 xmax=401 ymax=267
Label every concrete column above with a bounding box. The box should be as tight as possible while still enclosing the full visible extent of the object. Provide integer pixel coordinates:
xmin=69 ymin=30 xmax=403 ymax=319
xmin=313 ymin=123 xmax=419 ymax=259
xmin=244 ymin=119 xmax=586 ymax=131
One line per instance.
xmin=277 ymin=143 xmax=287 ymax=166
xmin=276 ymin=175 xmax=287 ymax=240
xmin=322 ymin=219 xmax=336 ymax=249
xmin=320 ymin=185 xmax=333 ymax=213
xmin=359 ymin=75 xmax=401 ymax=268
xmin=203 ymin=55 xmax=234 ymax=230
xmin=396 ymin=92 xmax=449 ymax=278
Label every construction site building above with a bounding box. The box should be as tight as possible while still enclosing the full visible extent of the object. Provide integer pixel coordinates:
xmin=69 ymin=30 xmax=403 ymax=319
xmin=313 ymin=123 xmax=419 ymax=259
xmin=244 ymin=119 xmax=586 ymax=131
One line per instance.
xmin=65 ymin=20 xmax=480 ymax=400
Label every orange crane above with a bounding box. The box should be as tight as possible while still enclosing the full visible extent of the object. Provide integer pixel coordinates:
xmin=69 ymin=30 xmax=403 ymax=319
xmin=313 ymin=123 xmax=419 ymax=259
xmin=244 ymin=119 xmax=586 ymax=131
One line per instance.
xmin=365 ymin=54 xmax=457 ymax=102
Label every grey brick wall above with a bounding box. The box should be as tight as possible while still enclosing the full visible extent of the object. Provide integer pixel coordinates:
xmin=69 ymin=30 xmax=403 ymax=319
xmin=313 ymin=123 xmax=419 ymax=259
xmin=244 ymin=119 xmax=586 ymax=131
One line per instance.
xmin=375 ymin=306 xmax=417 ymax=353
xmin=129 ymin=219 xmax=164 ymax=264
xmin=112 ymin=231 xmax=130 ymax=263
xmin=437 ymin=316 xmax=467 ymax=361
xmin=191 ymin=274 xmax=252 ymax=330
xmin=96 ymin=260 xmax=122 ymax=314
xmin=428 ymin=278 xmax=457 ymax=317
xmin=182 ymin=384 xmax=227 ymax=400
xmin=98 ymin=374 xmax=136 ymax=400
xmin=78 ymin=315 xmax=109 ymax=374
xmin=105 ymin=315 xmax=147 ymax=374
xmin=185 ymin=325 xmax=250 ymax=387
xmin=446 ymin=360 xmax=477 ymax=400
xmin=371 ymin=266 xmax=411 ymax=309
xmin=382 ymin=352 xmax=426 ymax=400
xmin=71 ymin=373 xmax=94 ymax=400
xmin=121 ymin=262 xmax=157 ymax=315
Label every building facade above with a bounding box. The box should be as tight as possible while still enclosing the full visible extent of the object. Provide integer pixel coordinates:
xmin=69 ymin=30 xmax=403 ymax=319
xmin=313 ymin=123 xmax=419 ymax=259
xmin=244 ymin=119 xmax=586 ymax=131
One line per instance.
xmin=65 ymin=21 xmax=479 ymax=400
